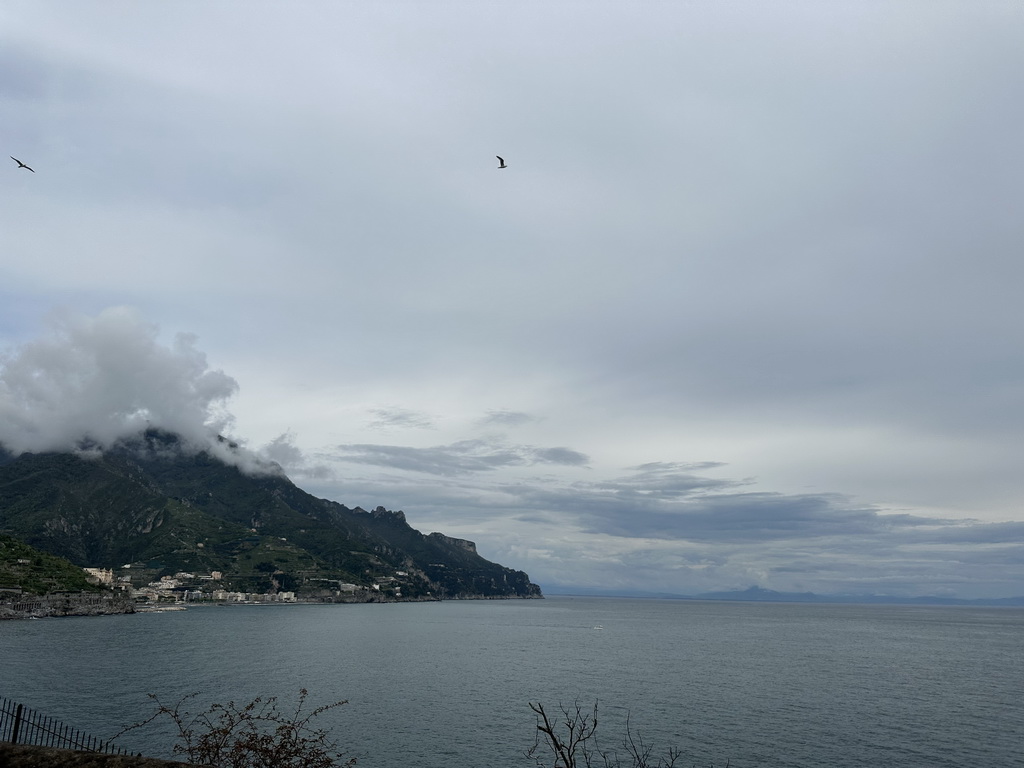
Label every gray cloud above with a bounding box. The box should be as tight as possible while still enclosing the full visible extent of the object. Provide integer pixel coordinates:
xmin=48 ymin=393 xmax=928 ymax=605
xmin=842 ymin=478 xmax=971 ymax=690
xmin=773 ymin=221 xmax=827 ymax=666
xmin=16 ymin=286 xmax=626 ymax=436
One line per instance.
xmin=329 ymin=438 xmax=590 ymax=477
xmin=366 ymin=407 xmax=436 ymax=431
xmin=478 ymin=410 xmax=537 ymax=427
xmin=257 ymin=432 xmax=333 ymax=480
xmin=296 ymin=447 xmax=1024 ymax=598
xmin=532 ymin=447 xmax=589 ymax=467
xmin=330 ymin=441 xmax=520 ymax=476
xmin=503 ymin=478 xmax=899 ymax=543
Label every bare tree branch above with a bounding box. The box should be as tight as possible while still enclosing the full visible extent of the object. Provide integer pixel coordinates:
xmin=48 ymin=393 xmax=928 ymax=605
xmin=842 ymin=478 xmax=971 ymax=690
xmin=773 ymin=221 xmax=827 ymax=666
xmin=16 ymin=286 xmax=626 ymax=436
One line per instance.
xmin=526 ymin=700 xmax=724 ymax=768
xmin=112 ymin=689 xmax=354 ymax=768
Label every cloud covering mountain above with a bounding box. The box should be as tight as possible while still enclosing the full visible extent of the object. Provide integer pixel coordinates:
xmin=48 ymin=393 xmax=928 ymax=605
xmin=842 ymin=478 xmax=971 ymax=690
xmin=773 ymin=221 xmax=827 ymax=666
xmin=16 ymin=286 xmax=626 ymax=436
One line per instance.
xmin=0 ymin=307 xmax=237 ymax=455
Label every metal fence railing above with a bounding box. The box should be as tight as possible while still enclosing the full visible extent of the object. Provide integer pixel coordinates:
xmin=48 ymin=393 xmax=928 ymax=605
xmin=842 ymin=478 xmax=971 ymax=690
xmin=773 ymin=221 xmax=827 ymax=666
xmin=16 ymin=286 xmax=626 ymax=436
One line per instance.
xmin=0 ymin=695 xmax=135 ymax=756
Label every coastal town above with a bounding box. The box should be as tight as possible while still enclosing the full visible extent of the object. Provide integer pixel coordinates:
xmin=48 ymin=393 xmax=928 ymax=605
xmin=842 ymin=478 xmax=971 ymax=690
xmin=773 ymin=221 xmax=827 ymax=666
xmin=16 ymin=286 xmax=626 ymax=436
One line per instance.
xmin=0 ymin=563 xmax=422 ymax=619
xmin=84 ymin=565 xmax=413 ymax=604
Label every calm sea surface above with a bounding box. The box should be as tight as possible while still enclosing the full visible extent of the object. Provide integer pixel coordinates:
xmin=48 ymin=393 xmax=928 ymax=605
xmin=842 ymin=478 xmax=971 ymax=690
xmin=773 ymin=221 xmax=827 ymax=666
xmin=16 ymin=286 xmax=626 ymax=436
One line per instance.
xmin=1 ymin=596 xmax=1022 ymax=767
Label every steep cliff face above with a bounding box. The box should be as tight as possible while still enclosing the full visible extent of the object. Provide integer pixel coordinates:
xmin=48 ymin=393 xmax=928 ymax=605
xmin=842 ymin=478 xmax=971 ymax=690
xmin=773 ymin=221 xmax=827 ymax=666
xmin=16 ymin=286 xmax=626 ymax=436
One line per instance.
xmin=428 ymin=532 xmax=477 ymax=553
xmin=0 ymin=430 xmax=542 ymax=600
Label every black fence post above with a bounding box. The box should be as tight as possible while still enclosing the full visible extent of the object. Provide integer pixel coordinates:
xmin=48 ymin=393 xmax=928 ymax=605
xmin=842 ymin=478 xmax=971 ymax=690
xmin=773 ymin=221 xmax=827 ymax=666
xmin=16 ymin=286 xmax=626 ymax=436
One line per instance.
xmin=10 ymin=703 xmax=23 ymax=744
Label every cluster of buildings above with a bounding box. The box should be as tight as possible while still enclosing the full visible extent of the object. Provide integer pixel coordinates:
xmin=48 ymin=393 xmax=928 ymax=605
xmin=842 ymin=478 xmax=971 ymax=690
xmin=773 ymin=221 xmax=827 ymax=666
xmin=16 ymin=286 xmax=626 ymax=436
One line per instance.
xmin=80 ymin=565 xmax=404 ymax=604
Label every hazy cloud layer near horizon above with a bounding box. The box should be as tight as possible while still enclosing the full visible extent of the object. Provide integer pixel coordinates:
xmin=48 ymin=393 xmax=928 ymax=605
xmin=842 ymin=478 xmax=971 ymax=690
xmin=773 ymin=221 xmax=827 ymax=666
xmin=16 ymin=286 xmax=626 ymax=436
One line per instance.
xmin=2 ymin=2 xmax=1023 ymax=598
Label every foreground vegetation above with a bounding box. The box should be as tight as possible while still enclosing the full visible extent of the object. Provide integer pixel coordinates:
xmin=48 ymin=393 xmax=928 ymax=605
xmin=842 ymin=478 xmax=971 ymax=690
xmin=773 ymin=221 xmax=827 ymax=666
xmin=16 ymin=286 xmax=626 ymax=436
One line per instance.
xmin=115 ymin=692 xmax=725 ymax=768
xmin=115 ymin=690 xmax=355 ymax=768
xmin=528 ymin=701 xmax=727 ymax=768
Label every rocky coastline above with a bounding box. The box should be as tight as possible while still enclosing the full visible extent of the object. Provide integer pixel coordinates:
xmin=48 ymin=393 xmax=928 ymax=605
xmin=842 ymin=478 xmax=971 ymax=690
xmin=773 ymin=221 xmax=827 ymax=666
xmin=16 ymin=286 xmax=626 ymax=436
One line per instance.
xmin=0 ymin=592 xmax=136 ymax=620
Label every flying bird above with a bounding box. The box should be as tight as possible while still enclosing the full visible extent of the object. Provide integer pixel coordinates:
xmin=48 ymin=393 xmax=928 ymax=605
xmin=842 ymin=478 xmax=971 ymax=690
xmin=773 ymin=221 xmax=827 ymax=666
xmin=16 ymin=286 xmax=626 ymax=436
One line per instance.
xmin=496 ymin=156 xmax=507 ymax=169
xmin=10 ymin=156 xmax=34 ymax=173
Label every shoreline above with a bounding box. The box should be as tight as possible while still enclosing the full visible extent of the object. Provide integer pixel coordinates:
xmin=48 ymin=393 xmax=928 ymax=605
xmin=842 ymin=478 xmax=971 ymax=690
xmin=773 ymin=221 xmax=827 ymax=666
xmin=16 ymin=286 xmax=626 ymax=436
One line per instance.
xmin=1 ymin=591 xmax=543 ymax=620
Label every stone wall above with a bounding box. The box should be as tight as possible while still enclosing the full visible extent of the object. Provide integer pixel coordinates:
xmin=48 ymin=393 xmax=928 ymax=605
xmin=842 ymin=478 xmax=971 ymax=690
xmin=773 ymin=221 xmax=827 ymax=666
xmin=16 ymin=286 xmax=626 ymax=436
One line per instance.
xmin=0 ymin=593 xmax=135 ymax=620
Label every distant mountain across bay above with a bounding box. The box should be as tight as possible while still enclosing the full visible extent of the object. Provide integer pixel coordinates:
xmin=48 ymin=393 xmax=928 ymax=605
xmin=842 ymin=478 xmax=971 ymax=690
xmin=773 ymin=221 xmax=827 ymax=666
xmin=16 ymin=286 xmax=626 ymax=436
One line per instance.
xmin=544 ymin=585 xmax=1024 ymax=607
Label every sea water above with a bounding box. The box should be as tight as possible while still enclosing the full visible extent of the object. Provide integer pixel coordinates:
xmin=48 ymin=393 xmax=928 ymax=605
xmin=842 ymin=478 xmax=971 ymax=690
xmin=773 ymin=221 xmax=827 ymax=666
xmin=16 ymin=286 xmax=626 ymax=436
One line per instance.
xmin=1 ymin=596 xmax=1021 ymax=767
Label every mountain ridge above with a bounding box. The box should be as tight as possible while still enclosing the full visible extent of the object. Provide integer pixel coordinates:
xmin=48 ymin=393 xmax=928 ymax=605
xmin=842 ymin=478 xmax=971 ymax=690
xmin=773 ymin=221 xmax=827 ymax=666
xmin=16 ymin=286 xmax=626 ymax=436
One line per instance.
xmin=0 ymin=428 xmax=542 ymax=601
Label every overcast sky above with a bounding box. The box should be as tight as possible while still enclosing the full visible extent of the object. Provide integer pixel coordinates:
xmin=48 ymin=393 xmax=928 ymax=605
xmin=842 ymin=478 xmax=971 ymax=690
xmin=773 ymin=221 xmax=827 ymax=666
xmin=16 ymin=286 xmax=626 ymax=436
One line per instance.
xmin=2 ymin=1 xmax=1023 ymax=599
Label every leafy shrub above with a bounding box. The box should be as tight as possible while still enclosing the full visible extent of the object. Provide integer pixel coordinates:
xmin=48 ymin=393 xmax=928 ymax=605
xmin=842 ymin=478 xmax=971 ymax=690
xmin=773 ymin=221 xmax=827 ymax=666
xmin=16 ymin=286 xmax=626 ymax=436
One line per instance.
xmin=117 ymin=689 xmax=354 ymax=768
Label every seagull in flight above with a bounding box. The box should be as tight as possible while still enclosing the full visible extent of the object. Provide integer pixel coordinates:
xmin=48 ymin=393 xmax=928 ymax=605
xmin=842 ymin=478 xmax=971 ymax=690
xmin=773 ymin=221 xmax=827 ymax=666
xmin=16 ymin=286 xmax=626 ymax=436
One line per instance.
xmin=11 ymin=156 xmax=34 ymax=173
xmin=496 ymin=155 xmax=507 ymax=169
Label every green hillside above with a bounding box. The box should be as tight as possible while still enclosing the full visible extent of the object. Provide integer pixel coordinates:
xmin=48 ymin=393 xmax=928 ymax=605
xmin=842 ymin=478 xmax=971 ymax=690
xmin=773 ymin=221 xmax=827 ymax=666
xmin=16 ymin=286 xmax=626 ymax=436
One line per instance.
xmin=0 ymin=430 xmax=541 ymax=600
xmin=0 ymin=533 xmax=101 ymax=595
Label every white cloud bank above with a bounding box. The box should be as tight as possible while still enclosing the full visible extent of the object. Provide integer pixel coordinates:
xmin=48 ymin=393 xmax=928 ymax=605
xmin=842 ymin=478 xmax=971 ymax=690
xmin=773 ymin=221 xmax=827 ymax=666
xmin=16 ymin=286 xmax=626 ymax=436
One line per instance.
xmin=0 ymin=307 xmax=238 ymax=455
